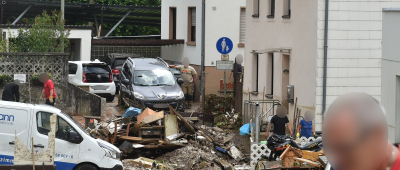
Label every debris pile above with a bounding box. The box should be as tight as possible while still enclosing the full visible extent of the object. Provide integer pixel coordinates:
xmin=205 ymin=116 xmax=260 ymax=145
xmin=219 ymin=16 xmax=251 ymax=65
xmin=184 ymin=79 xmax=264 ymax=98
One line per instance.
xmin=89 ymin=97 xmax=249 ymax=169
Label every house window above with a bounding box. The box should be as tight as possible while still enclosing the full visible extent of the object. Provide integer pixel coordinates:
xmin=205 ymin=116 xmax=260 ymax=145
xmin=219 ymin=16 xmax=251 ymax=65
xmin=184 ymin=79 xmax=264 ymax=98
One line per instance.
xmin=169 ymin=7 xmax=177 ymax=39
xmin=239 ymin=8 xmax=246 ymax=47
xmin=252 ymin=0 xmax=259 ymax=17
xmin=283 ymin=0 xmax=291 ymax=18
xmin=267 ymin=0 xmax=275 ymax=18
xmin=267 ymin=53 xmax=274 ymax=95
xmin=187 ymin=7 xmax=196 ymax=45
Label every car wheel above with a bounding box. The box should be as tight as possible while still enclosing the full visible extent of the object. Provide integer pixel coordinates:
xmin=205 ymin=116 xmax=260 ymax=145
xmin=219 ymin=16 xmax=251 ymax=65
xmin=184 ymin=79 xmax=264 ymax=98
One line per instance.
xmin=73 ymin=163 xmax=98 ymax=170
xmin=106 ymin=95 xmax=115 ymax=102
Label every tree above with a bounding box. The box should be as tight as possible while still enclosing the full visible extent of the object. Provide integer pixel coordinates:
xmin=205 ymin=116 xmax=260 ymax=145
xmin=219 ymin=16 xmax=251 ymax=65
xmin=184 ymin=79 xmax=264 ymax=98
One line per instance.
xmin=12 ymin=10 xmax=70 ymax=52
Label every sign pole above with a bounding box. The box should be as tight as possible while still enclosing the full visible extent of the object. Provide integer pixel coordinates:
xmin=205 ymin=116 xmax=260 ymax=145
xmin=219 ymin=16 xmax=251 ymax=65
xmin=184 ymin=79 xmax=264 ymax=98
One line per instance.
xmin=224 ymin=70 xmax=226 ymax=98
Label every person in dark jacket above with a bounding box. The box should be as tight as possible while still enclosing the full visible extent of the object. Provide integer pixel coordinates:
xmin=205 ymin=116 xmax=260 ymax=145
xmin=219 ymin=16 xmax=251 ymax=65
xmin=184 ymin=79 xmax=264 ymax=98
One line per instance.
xmin=2 ymin=80 xmax=20 ymax=102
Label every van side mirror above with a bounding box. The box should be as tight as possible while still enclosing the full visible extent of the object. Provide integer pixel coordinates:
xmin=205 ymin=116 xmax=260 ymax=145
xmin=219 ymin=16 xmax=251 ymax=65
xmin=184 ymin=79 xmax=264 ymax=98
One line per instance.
xmin=68 ymin=131 xmax=82 ymax=144
xmin=177 ymin=78 xmax=184 ymax=84
xmin=122 ymin=79 xmax=130 ymax=84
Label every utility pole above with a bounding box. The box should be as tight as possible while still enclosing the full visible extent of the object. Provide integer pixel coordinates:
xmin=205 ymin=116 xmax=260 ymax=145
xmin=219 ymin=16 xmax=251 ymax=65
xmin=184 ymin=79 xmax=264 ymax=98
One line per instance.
xmin=201 ymin=0 xmax=206 ymax=112
xmin=61 ymin=0 xmax=64 ymax=20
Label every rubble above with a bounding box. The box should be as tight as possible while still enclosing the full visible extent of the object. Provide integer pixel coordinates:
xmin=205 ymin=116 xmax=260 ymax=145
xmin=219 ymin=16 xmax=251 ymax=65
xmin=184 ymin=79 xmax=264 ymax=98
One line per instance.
xmin=95 ymin=100 xmax=249 ymax=169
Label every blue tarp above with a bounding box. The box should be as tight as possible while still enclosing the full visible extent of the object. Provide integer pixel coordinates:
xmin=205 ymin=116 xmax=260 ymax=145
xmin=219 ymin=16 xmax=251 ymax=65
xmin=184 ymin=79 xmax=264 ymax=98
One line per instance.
xmin=239 ymin=123 xmax=256 ymax=136
xmin=122 ymin=107 xmax=142 ymax=118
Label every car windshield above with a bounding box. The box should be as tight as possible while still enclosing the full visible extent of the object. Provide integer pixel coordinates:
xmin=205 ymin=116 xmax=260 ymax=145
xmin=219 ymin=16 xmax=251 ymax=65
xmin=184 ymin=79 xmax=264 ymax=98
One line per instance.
xmin=114 ymin=58 xmax=127 ymax=67
xmin=60 ymin=111 xmax=91 ymax=137
xmin=83 ymin=64 xmax=111 ymax=74
xmin=134 ymin=70 xmax=176 ymax=86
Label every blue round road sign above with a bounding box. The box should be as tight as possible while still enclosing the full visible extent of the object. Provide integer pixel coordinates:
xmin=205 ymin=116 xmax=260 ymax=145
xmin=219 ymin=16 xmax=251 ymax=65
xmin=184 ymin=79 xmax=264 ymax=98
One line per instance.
xmin=216 ymin=37 xmax=233 ymax=54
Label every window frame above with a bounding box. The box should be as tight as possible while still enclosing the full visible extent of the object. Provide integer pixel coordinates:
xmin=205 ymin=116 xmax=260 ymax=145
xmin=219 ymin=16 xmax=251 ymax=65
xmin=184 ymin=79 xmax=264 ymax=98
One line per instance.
xmin=267 ymin=0 xmax=275 ymax=18
xmin=252 ymin=0 xmax=259 ymax=18
xmin=36 ymin=112 xmax=80 ymax=142
xmin=282 ymin=0 xmax=291 ymax=18
xmin=169 ymin=7 xmax=177 ymax=40
xmin=239 ymin=7 xmax=246 ymax=47
xmin=187 ymin=7 xmax=196 ymax=46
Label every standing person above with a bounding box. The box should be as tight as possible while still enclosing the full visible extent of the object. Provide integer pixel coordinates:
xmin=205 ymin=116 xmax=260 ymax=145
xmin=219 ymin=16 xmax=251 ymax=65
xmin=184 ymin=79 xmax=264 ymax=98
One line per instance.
xmin=39 ymin=73 xmax=57 ymax=106
xmin=322 ymin=92 xmax=400 ymax=170
xmin=169 ymin=57 xmax=198 ymax=109
xmin=266 ymin=106 xmax=293 ymax=138
xmin=296 ymin=110 xmax=315 ymax=139
xmin=2 ymin=80 xmax=20 ymax=102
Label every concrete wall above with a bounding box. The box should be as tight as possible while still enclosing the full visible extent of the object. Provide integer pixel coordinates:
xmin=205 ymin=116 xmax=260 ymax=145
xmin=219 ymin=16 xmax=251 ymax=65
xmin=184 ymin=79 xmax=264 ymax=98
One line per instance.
xmin=244 ymin=0 xmax=318 ymax=124
xmin=382 ymin=9 xmax=400 ymax=143
xmin=315 ymin=0 xmax=400 ymax=134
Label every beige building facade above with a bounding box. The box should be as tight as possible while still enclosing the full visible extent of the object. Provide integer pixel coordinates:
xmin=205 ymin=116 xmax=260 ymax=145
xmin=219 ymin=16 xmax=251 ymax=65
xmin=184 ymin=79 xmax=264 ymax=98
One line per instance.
xmin=244 ymin=0 xmax=318 ymax=125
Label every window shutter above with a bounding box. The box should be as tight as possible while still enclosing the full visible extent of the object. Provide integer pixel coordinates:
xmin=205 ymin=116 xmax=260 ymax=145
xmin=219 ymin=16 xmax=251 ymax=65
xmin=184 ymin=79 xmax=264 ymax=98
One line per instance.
xmin=240 ymin=8 xmax=246 ymax=44
xmin=191 ymin=8 xmax=196 ymax=26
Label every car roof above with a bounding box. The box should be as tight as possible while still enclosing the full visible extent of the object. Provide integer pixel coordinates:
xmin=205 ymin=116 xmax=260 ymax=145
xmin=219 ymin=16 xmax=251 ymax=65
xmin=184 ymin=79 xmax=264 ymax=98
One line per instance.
xmin=0 ymin=101 xmax=61 ymax=113
xmin=130 ymin=58 xmax=169 ymax=70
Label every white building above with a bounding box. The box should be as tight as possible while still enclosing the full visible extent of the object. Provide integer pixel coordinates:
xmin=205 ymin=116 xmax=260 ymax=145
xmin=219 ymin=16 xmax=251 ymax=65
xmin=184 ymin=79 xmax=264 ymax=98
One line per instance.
xmin=1 ymin=25 xmax=92 ymax=61
xmin=244 ymin=0 xmax=400 ymax=143
xmin=161 ymin=0 xmax=246 ymax=94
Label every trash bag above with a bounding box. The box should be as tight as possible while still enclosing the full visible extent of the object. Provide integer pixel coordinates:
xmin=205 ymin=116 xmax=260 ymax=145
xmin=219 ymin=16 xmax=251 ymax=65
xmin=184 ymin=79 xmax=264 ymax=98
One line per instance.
xmin=239 ymin=123 xmax=256 ymax=136
xmin=122 ymin=107 xmax=142 ymax=118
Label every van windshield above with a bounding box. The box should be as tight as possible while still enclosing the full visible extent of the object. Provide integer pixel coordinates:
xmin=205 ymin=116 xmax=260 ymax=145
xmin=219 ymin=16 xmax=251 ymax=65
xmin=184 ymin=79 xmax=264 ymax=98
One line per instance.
xmin=134 ymin=70 xmax=176 ymax=86
xmin=60 ymin=111 xmax=90 ymax=136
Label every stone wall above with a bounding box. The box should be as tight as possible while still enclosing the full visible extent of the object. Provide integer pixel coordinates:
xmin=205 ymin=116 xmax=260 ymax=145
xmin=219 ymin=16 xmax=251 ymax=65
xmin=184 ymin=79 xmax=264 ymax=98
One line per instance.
xmin=0 ymin=53 xmax=106 ymax=119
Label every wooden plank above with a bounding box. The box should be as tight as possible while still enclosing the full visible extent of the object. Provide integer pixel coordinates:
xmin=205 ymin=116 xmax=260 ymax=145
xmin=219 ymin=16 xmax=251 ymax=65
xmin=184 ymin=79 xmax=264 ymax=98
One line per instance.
xmin=317 ymin=157 xmax=326 ymax=168
xmin=183 ymin=117 xmax=199 ymax=121
xmin=0 ymin=165 xmax=56 ymax=170
xmin=142 ymin=111 xmax=164 ymax=124
xmin=119 ymin=136 xmax=143 ymax=142
xmin=303 ymin=151 xmax=320 ymax=162
xmin=280 ymin=146 xmax=292 ymax=159
xmin=126 ymin=121 xmax=131 ymax=136
xmin=169 ymin=106 xmax=196 ymax=133
xmin=112 ymin=121 xmax=117 ymax=145
xmin=164 ymin=114 xmax=178 ymax=138
xmin=293 ymin=158 xmax=321 ymax=167
xmin=137 ymin=108 xmax=157 ymax=123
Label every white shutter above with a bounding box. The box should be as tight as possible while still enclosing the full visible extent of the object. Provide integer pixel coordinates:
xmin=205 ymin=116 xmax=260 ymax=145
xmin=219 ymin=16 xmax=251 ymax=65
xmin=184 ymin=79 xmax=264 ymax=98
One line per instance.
xmin=191 ymin=8 xmax=196 ymax=26
xmin=240 ymin=8 xmax=246 ymax=44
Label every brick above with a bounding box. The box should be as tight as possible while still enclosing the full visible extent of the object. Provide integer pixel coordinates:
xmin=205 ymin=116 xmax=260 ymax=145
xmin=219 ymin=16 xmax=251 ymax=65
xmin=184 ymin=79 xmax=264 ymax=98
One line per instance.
xmin=349 ymin=11 xmax=370 ymax=21
xmin=329 ymin=30 xmax=348 ymax=40
xmin=368 ymin=87 xmax=381 ymax=95
xmin=348 ymin=31 xmax=370 ymax=40
xmin=370 ymin=31 xmax=381 ymax=40
xmin=367 ymin=68 xmax=381 ymax=76
xmin=370 ymin=12 xmax=381 ymax=21
xmin=327 ymin=77 xmax=338 ymax=86
xmin=348 ymin=50 xmax=369 ymax=58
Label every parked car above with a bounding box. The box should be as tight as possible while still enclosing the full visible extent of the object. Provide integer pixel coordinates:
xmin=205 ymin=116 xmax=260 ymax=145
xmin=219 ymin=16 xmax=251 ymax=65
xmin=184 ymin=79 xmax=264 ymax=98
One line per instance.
xmin=68 ymin=60 xmax=116 ymax=102
xmin=0 ymin=101 xmax=123 ymax=170
xmin=105 ymin=53 xmax=142 ymax=94
xmin=119 ymin=57 xmax=185 ymax=111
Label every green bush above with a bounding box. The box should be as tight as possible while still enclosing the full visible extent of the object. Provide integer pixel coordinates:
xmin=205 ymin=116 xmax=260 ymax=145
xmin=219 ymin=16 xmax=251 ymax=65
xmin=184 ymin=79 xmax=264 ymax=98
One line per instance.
xmin=0 ymin=74 xmax=13 ymax=84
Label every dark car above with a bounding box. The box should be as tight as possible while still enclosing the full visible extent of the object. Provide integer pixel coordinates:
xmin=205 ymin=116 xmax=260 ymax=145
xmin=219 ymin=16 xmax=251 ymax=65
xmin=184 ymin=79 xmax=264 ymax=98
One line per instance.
xmin=119 ymin=57 xmax=185 ymax=111
xmin=105 ymin=53 xmax=142 ymax=93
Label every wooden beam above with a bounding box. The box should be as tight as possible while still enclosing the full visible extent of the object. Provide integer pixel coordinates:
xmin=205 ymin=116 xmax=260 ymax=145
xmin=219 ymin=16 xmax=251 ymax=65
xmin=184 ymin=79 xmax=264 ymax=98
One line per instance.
xmin=293 ymin=158 xmax=321 ymax=167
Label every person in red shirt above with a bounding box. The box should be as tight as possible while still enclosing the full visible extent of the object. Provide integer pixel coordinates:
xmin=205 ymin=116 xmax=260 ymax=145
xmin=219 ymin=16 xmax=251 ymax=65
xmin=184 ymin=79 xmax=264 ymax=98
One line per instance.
xmin=39 ymin=73 xmax=57 ymax=106
xmin=322 ymin=93 xmax=400 ymax=170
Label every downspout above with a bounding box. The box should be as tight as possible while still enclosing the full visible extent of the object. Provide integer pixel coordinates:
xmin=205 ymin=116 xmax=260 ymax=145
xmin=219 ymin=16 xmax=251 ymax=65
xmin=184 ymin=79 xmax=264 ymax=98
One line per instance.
xmin=201 ymin=0 xmax=206 ymax=112
xmin=322 ymin=0 xmax=329 ymax=118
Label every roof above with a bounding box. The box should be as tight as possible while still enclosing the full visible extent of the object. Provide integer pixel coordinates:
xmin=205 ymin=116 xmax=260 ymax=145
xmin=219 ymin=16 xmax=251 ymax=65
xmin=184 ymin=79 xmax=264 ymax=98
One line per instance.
xmin=0 ymin=24 xmax=93 ymax=29
xmin=382 ymin=8 xmax=400 ymax=12
xmin=130 ymin=58 xmax=169 ymax=70
xmin=2 ymin=0 xmax=161 ymax=27
xmin=92 ymin=39 xmax=185 ymax=46
xmin=280 ymin=146 xmax=303 ymax=159
xmin=0 ymin=101 xmax=60 ymax=113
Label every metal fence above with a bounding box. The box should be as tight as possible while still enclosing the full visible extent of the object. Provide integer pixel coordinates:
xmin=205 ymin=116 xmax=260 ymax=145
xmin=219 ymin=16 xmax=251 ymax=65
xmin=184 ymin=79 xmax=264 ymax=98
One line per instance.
xmin=91 ymin=46 xmax=161 ymax=61
xmin=0 ymin=52 xmax=69 ymax=84
xmin=243 ymin=99 xmax=280 ymax=143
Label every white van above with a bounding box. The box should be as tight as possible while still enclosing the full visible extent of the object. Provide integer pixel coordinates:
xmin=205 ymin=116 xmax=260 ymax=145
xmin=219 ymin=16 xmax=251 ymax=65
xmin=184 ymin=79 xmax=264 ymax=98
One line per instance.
xmin=0 ymin=101 xmax=123 ymax=170
xmin=69 ymin=60 xmax=116 ymax=102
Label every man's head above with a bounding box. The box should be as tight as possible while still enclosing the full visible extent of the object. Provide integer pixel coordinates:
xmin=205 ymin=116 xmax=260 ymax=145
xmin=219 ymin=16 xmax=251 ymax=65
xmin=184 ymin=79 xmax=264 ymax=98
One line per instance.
xmin=183 ymin=57 xmax=189 ymax=67
xmin=322 ymin=93 xmax=388 ymax=170
xmin=39 ymin=73 xmax=49 ymax=83
xmin=276 ymin=106 xmax=287 ymax=118
xmin=13 ymin=79 xmax=20 ymax=85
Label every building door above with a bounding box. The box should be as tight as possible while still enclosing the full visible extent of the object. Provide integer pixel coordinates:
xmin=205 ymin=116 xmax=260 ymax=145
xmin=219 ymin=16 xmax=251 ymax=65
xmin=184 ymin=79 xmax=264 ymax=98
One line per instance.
xmin=281 ymin=55 xmax=290 ymax=114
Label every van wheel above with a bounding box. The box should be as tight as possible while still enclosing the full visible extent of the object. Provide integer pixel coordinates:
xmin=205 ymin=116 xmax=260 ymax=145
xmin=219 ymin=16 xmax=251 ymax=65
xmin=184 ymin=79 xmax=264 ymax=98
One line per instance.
xmin=106 ymin=95 xmax=115 ymax=102
xmin=74 ymin=163 xmax=98 ymax=170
